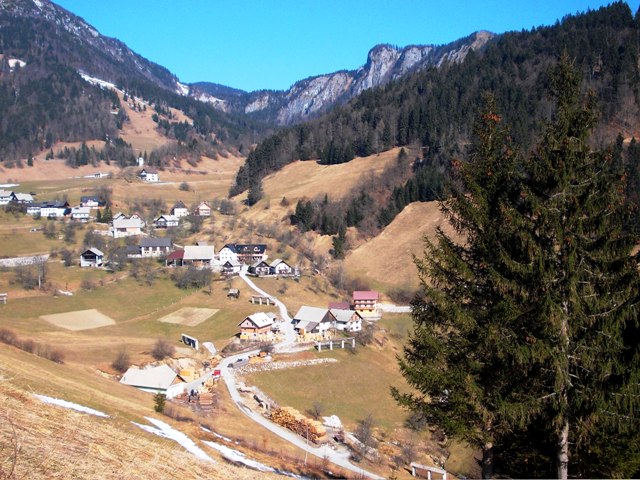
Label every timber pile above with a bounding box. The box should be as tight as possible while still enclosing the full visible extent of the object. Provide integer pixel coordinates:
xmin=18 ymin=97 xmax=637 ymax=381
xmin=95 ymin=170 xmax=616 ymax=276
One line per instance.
xmin=270 ymin=407 xmax=328 ymax=444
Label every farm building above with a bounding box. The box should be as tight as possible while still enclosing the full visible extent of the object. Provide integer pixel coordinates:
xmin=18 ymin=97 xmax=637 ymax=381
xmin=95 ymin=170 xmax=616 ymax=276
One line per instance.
xmin=165 ymin=249 xmax=184 ymax=267
xmin=330 ymin=309 xmax=363 ymax=332
xmin=80 ymin=248 xmax=104 ymax=268
xmin=353 ymin=290 xmax=379 ymax=318
xmin=293 ymin=306 xmax=336 ymax=338
xmin=183 ymin=245 xmax=215 ymax=266
xmin=139 ymin=237 xmax=173 ymax=257
xmin=120 ymin=364 xmax=186 ymax=399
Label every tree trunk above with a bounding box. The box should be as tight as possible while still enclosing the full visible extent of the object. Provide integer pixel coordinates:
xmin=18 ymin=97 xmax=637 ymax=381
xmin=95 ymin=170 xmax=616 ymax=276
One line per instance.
xmin=557 ymin=420 xmax=569 ymax=479
xmin=482 ymin=441 xmax=494 ymax=479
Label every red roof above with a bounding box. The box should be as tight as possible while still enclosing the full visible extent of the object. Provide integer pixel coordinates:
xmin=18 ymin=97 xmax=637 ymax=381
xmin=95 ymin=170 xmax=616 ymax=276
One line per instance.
xmin=353 ymin=290 xmax=379 ymax=301
xmin=329 ymin=301 xmax=351 ymax=310
xmin=166 ymin=249 xmax=184 ymax=260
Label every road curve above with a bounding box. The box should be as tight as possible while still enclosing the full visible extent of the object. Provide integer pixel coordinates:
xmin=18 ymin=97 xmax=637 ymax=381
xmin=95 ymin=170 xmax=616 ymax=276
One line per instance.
xmin=216 ymin=271 xmax=384 ymax=479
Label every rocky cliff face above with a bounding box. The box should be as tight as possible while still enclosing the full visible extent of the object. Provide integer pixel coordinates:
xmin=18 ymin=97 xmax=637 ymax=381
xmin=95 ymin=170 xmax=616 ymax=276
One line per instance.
xmin=190 ymin=31 xmax=493 ymax=125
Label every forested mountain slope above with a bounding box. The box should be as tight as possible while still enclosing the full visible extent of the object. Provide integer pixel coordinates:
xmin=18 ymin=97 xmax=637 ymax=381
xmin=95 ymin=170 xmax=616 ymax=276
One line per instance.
xmin=233 ymin=2 xmax=640 ymax=207
xmin=0 ymin=0 xmax=267 ymax=162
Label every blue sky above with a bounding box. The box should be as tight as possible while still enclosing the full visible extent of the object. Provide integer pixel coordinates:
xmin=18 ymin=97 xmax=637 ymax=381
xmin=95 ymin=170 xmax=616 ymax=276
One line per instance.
xmin=54 ymin=0 xmax=640 ymax=92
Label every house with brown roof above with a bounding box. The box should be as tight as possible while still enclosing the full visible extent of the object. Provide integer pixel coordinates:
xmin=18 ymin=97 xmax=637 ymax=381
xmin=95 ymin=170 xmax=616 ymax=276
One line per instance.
xmin=238 ymin=312 xmax=277 ymax=340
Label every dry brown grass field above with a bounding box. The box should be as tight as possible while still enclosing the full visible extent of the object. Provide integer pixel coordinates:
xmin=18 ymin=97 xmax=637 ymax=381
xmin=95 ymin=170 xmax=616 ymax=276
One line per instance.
xmin=344 ymin=201 xmax=455 ymax=293
xmin=0 ymin=343 xmax=320 ymax=480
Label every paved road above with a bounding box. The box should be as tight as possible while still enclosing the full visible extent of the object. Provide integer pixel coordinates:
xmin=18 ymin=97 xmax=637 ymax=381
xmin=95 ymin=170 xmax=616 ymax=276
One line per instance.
xmin=216 ymin=270 xmax=384 ymax=479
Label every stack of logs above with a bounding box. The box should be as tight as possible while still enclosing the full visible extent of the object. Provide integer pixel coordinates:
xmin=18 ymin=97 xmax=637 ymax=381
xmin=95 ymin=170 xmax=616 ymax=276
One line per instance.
xmin=270 ymin=407 xmax=328 ymax=444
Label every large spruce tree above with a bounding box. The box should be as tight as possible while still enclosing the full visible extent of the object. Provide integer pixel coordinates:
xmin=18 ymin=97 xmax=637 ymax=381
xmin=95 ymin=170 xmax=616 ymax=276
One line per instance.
xmin=394 ymin=59 xmax=640 ymax=478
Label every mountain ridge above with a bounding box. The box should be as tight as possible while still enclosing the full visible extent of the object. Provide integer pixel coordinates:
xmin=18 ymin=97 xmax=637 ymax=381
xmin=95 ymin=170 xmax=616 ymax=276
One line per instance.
xmin=190 ymin=31 xmax=494 ymax=125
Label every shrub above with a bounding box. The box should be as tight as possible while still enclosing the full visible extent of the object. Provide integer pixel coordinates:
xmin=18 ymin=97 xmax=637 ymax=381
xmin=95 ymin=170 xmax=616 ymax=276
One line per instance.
xmin=154 ymin=393 xmax=166 ymax=413
xmin=151 ymin=339 xmax=175 ymax=360
xmin=0 ymin=328 xmax=18 ymax=346
xmin=178 ymin=181 xmax=190 ymax=191
xmin=112 ymin=348 xmax=131 ymax=373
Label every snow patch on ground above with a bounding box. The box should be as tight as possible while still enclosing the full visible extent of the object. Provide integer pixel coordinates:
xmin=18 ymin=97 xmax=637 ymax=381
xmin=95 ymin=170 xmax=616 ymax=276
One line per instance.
xmin=34 ymin=394 xmax=109 ymax=418
xmin=132 ymin=417 xmax=213 ymax=463
xmin=79 ymin=73 xmax=117 ymax=91
xmin=200 ymin=426 xmax=233 ymax=443
xmin=176 ymin=82 xmax=190 ymax=96
xmin=203 ymin=441 xmax=273 ymax=472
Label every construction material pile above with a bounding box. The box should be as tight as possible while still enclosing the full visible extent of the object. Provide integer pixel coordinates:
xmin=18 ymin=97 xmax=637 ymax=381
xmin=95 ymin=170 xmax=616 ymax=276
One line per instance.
xmin=270 ymin=407 xmax=328 ymax=444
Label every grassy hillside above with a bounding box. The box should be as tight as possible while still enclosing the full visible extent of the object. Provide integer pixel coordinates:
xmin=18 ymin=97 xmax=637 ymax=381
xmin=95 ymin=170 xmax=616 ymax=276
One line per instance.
xmin=344 ymin=201 xmax=456 ymax=293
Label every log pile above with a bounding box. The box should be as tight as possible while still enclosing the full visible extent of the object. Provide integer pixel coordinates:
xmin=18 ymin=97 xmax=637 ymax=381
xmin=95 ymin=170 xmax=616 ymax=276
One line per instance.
xmin=270 ymin=407 xmax=327 ymax=444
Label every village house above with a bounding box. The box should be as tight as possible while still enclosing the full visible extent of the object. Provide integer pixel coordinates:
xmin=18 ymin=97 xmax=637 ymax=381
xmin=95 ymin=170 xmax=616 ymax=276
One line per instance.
xmin=353 ymin=290 xmax=379 ymax=318
xmin=71 ymin=206 xmax=91 ymax=222
xmin=39 ymin=200 xmax=70 ymax=218
xmin=238 ymin=312 xmax=277 ymax=340
xmin=193 ymin=201 xmax=212 ymax=216
xmin=330 ymin=308 xmax=363 ymax=333
xmin=140 ymin=237 xmax=173 ymax=257
xmin=10 ymin=192 xmax=34 ymax=204
xmin=80 ymin=196 xmax=105 ymax=208
xmin=293 ymin=306 xmax=337 ymax=339
xmin=269 ymin=258 xmax=295 ymax=276
xmin=0 ymin=190 xmax=12 ymax=205
xmin=111 ymin=214 xmax=145 ymax=238
xmin=25 ymin=204 xmax=41 ymax=216
xmin=153 ymin=214 xmax=179 ymax=229
xmin=120 ymin=364 xmax=186 ymax=399
xmin=217 ymin=244 xmax=239 ymax=263
xmin=183 ymin=245 xmax=215 ymax=266
xmin=80 ymin=248 xmax=104 ymax=268
xmin=232 ymin=244 xmax=267 ymax=264
xmin=219 ymin=259 xmax=242 ymax=276
xmin=249 ymin=260 xmax=271 ymax=276
xmin=171 ymin=200 xmax=189 ymax=218
xmin=138 ymin=168 xmax=159 ymax=183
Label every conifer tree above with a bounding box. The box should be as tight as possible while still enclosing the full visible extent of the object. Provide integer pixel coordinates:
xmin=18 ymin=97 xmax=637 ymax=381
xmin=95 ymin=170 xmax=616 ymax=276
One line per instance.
xmin=509 ymin=58 xmax=640 ymax=479
xmin=392 ymin=95 xmax=524 ymax=478
xmin=394 ymin=58 xmax=640 ymax=478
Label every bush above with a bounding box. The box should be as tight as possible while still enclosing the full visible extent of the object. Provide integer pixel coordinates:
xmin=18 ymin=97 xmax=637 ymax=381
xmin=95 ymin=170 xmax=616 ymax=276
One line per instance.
xmin=60 ymin=248 xmax=74 ymax=267
xmin=112 ymin=347 xmax=131 ymax=373
xmin=154 ymin=393 xmax=166 ymax=413
xmin=179 ymin=181 xmax=190 ymax=191
xmin=355 ymin=322 xmax=376 ymax=346
xmin=151 ymin=339 xmax=175 ymax=360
